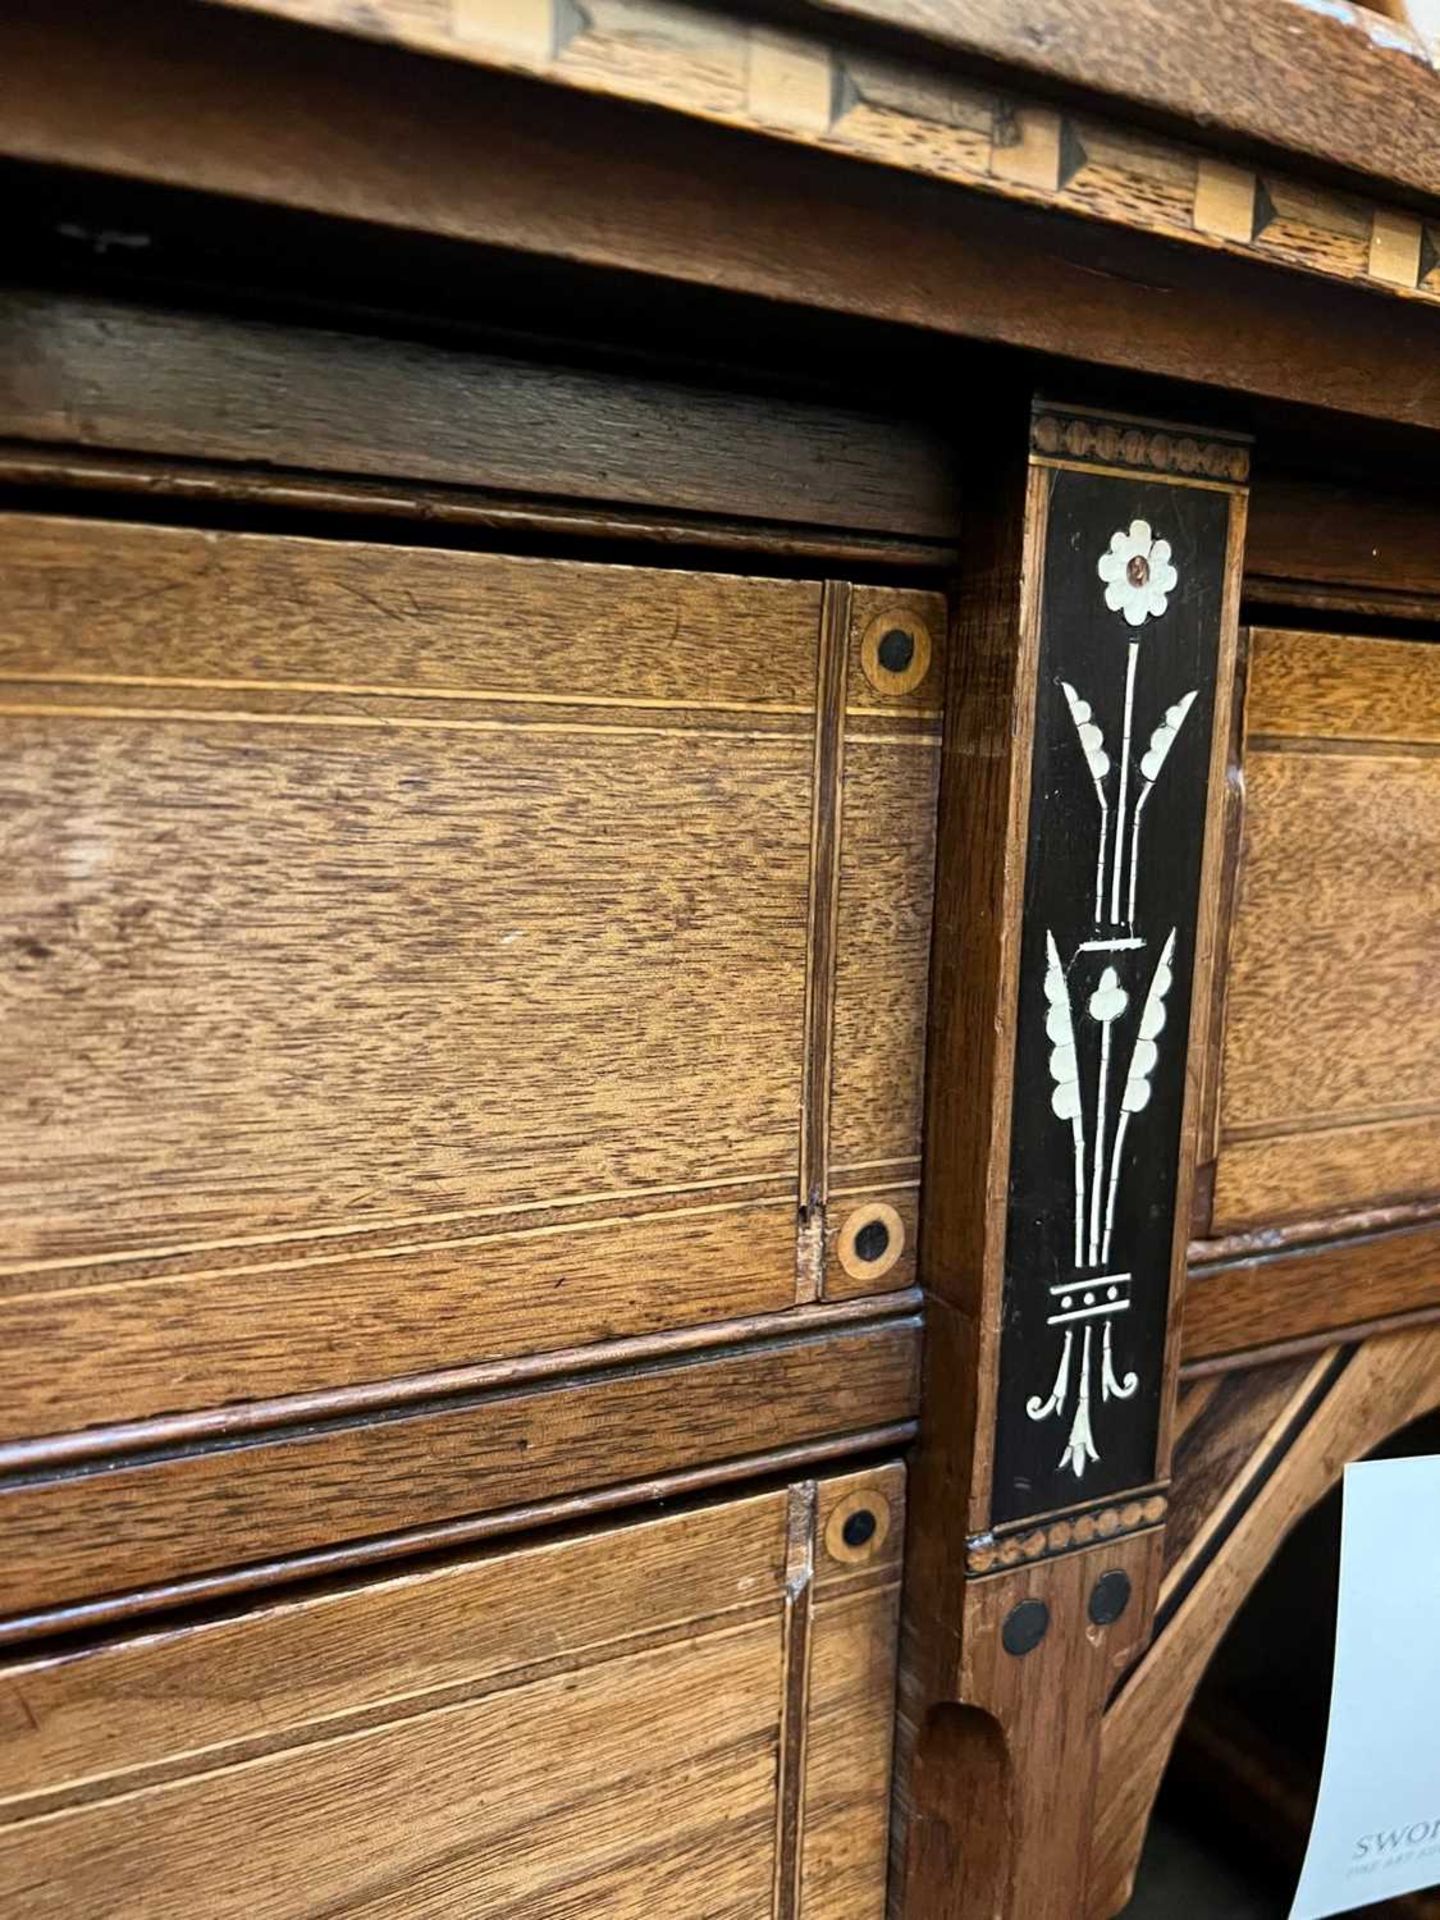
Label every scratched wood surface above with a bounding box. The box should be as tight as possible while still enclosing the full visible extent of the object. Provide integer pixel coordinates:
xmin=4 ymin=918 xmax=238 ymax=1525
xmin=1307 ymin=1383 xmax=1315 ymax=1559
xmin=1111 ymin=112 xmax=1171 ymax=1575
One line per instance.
xmin=1212 ymin=629 xmax=1440 ymax=1231
xmin=0 ymin=1463 xmax=904 ymax=1918
xmin=0 ymin=513 xmax=939 ymax=1441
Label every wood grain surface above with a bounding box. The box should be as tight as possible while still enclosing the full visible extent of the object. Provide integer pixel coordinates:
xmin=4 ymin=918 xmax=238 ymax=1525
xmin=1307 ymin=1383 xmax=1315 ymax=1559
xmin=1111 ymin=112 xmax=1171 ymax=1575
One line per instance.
xmin=1 ymin=1190 xmax=799 ymax=1443
xmin=1220 ymin=754 xmax=1440 ymax=1127
xmin=909 ymin=409 xmax=1042 ymax=1543
xmin=0 ymin=1316 xmax=918 ymax=1620
xmin=825 ymin=1184 xmax=919 ymax=1302
xmin=801 ymin=1581 xmax=903 ymax=1917
xmin=0 ymin=290 xmax=962 ymax=541
xmin=0 ymin=513 xmax=939 ymax=1439
xmin=902 ymin=1529 xmax=1164 ymax=1920
xmin=0 ymin=1462 xmax=904 ymax=1917
xmin=1213 ymin=629 xmax=1440 ymax=1230
xmin=1243 ymin=628 xmax=1440 ymax=747
xmin=0 ymin=445 xmax=956 ymax=575
xmin=0 ymin=512 xmax=827 ymax=707
xmin=888 ymin=431 xmax=1049 ymax=1916
xmin=2 ymin=677 xmax=813 ymax=1325
xmin=1160 ymin=1356 xmax=1326 ymax=1586
xmin=788 ymin=0 xmax=1440 ymax=206
xmin=1183 ymin=1216 xmax=1440 ymax=1362
xmin=829 ymin=739 xmax=935 ymax=1159
xmin=1248 ymin=481 xmax=1440 ymax=607
xmin=0 ymin=1419 xmax=920 ymax=1649
xmin=1213 ymin=1115 xmax=1440 ymax=1237
xmin=895 ymin=408 xmax=1242 ymax=1919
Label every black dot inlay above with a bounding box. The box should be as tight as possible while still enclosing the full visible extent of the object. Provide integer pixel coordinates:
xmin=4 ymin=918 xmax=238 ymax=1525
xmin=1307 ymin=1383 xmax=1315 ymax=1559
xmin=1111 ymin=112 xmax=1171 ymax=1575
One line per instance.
xmin=877 ymin=626 xmax=916 ymax=674
xmin=1088 ymin=1569 xmax=1132 ymax=1627
xmin=842 ymin=1508 xmax=878 ymax=1550
xmin=854 ymin=1219 xmax=891 ymax=1264
xmin=1002 ymin=1598 xmax=1050 ymax=1657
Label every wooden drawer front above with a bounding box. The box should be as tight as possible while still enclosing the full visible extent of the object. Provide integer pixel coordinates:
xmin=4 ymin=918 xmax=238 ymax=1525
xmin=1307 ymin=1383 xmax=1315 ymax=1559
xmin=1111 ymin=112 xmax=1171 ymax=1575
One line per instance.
xmin=0 ymin=1463 xmax=903 ymax=1919
xmin=1213 ymin=629 xmax=1440 ymax=1231
xmin=0 ymin=515 xmax=941 ymax=1441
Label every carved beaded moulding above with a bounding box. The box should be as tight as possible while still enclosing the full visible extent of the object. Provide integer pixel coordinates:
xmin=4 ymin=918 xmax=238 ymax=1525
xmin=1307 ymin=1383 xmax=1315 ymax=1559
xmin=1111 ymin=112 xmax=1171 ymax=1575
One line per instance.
xmin=1032 ymin=410 xmax=1251 ymax=483
xmin=966 ymin=1493 xmax=1169 ymax=1576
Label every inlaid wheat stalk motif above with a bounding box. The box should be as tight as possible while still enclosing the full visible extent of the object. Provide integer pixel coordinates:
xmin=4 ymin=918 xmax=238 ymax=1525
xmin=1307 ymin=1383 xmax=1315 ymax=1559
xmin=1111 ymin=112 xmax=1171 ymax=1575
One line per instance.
xmin=1102 ymin=931 xmax=1176 ymax=1266
xmin=1026 ymin=516 xmax=1193 ymax=1479
xmin=1060 ymin=683 xmax=1111 ymax=922
xmin=1127 ymin=695 xmax=1197 ymax=924
xmin=1044 ymin=930 xmax=1085 ymax=1268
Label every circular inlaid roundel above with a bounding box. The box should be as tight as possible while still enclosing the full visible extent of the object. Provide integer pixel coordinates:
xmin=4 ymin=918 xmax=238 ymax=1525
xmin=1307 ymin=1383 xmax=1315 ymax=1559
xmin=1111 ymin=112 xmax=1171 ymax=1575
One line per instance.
xmin=860 ymin=609 xmax=934 ymax=698
xmin=836 ymin=1201 xmax=905 ymax=1283
xmin=824 ymin=1487 xmax=894 ymax=1565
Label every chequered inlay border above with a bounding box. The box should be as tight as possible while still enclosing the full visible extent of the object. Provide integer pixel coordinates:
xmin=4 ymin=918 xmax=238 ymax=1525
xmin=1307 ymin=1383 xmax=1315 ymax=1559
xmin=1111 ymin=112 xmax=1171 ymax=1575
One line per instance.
xmin=217 ymin=0 xmax=1440 ymax=314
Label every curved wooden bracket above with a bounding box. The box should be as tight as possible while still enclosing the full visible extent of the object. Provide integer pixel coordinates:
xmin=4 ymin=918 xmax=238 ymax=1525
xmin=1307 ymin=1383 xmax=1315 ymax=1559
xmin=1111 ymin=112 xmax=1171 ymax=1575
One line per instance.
xmin=1089 ymin=1324 xmax=1440 ymax=1919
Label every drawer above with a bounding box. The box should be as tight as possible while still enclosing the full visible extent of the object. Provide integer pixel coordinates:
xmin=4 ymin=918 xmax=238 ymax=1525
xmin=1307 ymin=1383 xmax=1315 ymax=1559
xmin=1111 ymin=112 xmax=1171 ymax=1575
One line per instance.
xmin=0 ymin=512 xmax=942 ymax=1444
xmin=0 ymin=1462 xmax=904 ymax=1919
xmin=1213 ymin=627 xmax=1440 ymax=1231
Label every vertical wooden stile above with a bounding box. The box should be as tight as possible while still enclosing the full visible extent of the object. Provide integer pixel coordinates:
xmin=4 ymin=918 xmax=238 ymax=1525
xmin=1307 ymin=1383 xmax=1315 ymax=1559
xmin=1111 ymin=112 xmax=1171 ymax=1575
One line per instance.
xmin=895 ymin=401 xmax=1249 ymax=1919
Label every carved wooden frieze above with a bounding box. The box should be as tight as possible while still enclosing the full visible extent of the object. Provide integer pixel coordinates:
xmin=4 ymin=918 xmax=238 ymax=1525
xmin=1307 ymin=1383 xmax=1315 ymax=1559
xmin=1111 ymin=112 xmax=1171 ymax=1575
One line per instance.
xmin=989 ymin=408 xmax=1247 ymax=1527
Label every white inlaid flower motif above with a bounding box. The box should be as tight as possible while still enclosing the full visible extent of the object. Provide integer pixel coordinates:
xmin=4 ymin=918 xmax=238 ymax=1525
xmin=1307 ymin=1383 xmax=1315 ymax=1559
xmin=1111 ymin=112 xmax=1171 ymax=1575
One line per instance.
xmin=1097 ymin=519 xmax=1177 ymax=627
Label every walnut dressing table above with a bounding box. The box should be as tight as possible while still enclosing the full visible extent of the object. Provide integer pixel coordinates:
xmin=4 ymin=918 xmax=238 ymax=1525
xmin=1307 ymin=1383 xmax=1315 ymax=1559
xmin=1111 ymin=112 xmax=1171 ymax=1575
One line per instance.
xmin=1 ymin=2 xmax=1439 ymax=1915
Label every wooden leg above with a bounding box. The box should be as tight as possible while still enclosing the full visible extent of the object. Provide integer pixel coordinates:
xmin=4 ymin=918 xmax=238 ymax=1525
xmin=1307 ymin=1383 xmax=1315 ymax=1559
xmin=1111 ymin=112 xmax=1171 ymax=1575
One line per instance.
xmin=902 ymin=1530 xmax=1162 ymax=1919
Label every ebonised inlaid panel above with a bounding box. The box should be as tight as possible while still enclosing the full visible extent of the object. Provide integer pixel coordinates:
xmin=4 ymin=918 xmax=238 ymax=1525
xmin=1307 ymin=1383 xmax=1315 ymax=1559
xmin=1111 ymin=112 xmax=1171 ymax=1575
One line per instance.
xmin=990 ymin=413 xmax=1246 ymax=1525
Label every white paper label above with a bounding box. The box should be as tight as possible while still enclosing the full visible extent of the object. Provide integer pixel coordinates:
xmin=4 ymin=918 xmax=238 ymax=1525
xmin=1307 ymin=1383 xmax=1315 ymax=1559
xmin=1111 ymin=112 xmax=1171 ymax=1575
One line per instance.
xmin=1290 ymin=1455 xmax=1440 ymax=1918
